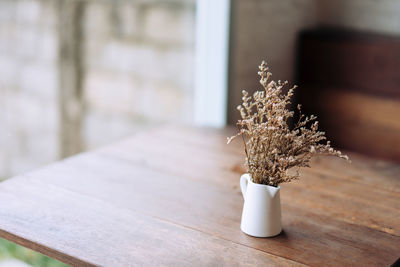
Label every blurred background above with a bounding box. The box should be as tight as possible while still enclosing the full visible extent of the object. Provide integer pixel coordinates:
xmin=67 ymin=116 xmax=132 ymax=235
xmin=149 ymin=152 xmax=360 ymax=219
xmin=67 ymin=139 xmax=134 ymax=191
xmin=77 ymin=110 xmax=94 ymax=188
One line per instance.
xmin=0 ymin=0 xmax=196 ymax=181
xmin=0 ymin=0 xmax=399 ymax=266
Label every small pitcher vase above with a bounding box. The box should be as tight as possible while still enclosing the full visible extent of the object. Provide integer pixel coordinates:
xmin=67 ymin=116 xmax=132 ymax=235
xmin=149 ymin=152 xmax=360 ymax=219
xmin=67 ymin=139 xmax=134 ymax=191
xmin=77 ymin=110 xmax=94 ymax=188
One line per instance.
xmin=240 ymin=173 xmax=282 ymax=237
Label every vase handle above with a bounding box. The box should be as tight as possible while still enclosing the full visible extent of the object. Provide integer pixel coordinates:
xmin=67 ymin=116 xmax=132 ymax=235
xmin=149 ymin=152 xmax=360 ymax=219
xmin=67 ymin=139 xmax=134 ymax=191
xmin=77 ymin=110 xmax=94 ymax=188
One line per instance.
xmin=240 ymin=174 xmax=249 ymax=200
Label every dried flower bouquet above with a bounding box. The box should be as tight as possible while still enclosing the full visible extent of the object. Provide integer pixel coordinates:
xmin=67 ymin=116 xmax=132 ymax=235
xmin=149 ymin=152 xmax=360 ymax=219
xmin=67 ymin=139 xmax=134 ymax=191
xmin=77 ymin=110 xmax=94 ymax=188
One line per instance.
xmin=228 ymin=61 xmax=349 ymax=187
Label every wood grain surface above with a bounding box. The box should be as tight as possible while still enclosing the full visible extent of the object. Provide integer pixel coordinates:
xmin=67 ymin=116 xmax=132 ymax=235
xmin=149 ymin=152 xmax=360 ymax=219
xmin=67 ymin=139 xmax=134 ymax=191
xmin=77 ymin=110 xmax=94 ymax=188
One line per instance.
xmin=0 ymin=126 xmax=399 ymax=266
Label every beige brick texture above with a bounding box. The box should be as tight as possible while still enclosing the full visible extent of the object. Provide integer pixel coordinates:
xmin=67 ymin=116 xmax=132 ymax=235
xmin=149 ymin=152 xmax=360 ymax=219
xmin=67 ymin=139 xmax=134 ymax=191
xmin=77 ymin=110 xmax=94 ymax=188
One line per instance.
xmin=0 ymin=0 xmax=196 ymax=177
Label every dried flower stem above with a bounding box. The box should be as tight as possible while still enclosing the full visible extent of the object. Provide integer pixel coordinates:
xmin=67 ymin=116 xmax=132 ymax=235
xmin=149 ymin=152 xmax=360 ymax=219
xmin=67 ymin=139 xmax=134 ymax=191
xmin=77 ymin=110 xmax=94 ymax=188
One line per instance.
xmin=228 ymin=60 xmax=350 ymax=187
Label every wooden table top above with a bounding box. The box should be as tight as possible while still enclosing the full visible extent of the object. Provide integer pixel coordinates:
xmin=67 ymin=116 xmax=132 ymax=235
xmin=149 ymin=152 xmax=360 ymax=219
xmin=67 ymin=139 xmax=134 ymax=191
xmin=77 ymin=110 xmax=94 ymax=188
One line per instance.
xmin=0 ymin=126 xmax=399 ymax=266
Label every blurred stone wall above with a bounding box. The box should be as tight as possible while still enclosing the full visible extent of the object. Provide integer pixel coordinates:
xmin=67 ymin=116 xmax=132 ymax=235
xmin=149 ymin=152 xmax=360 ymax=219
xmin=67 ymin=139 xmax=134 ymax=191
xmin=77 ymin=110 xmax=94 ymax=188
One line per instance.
xmin=0 ymin=0 xmax=59 ymax=177
xmin=0 ymin=0 xmax=195 ymax=178
xmin=83 ymin=0 xmax=195 ymax=148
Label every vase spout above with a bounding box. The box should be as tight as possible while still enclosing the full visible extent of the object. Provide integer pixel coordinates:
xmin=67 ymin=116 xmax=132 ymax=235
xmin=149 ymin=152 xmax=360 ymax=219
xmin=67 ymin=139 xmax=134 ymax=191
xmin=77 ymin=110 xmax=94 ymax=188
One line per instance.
xmin=265 ymin=185 xmax=280 ymax=198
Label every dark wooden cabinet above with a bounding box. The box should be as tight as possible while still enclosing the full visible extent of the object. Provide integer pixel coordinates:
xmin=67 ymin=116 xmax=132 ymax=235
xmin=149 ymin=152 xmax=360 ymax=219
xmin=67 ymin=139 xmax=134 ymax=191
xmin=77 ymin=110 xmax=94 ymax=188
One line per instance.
xmin=297 ymin=28 xmax=400 ymax=162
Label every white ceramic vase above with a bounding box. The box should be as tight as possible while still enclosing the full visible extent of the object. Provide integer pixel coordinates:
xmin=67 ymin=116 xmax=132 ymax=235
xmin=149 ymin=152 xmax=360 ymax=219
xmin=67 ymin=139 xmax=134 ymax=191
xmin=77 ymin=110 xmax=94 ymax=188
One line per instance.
xmin=240 ymin=173 xmax=282 ymax=237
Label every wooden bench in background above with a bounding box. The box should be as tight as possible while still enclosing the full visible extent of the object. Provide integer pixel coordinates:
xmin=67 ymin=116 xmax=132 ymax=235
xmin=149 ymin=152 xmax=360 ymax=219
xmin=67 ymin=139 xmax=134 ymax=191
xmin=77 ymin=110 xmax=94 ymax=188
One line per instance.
xmin=0 ymin=127 xmax=399 ymax=266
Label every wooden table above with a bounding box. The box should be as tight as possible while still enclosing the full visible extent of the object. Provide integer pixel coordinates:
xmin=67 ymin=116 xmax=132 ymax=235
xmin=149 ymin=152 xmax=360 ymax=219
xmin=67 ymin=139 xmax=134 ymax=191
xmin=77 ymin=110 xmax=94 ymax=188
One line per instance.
xmin=0 ymin=127 xmax=399 ymax=266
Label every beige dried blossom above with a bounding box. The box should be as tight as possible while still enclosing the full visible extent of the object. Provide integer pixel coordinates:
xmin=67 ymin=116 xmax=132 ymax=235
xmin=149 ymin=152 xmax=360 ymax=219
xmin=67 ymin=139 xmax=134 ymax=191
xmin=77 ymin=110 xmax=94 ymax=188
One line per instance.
xmin=228 ymin=60 xmax=349 ymax=187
